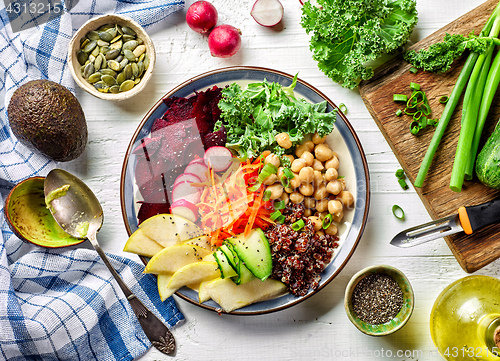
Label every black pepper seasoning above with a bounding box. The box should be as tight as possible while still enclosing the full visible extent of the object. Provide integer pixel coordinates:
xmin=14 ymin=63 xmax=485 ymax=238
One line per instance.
xmin=351 ymin=273 xmax=404 ymax=325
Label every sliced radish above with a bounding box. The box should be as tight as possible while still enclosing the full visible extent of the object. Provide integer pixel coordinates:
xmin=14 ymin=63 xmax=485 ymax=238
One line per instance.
xmin=250 ymin=0 xmax=284 ymax=27
xmin=204 ymin=146 xmax=233 ymax=172
xmin=170 ymin=199 xmax=199 ymax=223
xmin=171 ymin=181 xmax=202 ymax=204
xmin=184 ymin=162 xmax=209 ymax=182
xmin=187 ymin=157 xmax=206 ymax=166
xmin=174 ymin=172 xmax=202 ymax=186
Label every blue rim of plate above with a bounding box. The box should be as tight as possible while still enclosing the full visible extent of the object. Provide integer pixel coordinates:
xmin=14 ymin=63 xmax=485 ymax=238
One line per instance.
xmin=120 ymin=66 xmax=370 ymax=315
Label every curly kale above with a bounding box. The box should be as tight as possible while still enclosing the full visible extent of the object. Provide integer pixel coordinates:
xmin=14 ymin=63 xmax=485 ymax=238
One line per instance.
xmin=403 ymin=32 xmax=493 ymax=73
xmin=300 ymin=0 xmax=418 ymax=89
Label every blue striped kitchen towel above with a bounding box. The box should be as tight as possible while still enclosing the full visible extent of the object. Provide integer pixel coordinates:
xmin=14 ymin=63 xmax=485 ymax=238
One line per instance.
xmin=0 ymin=1 xmax=185 ymax=360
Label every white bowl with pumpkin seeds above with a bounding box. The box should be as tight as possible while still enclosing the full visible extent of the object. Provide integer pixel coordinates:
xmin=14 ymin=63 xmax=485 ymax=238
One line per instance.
xmin=68 ymin=14 xmax=155 ymax=101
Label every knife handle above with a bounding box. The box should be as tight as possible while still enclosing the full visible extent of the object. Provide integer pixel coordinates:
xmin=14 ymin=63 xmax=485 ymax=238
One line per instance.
xmin=459 ymin=197 xmax=500 ymax=234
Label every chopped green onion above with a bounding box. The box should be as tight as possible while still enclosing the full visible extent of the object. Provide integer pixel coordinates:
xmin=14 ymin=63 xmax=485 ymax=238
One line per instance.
xmin=270 ymin=210 xmax=282 ymax=221
xmin=276 ymin=215 xmax=286 ymax=223
xmin=409 ymin=67 xmax=418 ymax=74
xmin=283 ymin=168 xmax=294 ymax=179
xmin=412 ymin=110 xmax=423 ymax=121
xmin=393 ymin=94 xmax=408 ymax=102
xmin=398 ymin=178 xmax=409 ymax=190
xmin=248 ymin=163 xmax=278 ymax=192
xmin=291 ymin=219 xmax=305 ymax=231
xmin=280 ymin=175 xmax=290 ymax=188
xmin=289 ymin=128 xmax=299 ymax=137
xmin=273 ymin=199 xmax=286 ymax=210
xmin=410 ymin=121 xmax=420 ymax=135
xmin=392 ymin=205 xmax=405 ymax=220
xmin=395 ymin=169 xmax=405 ymax=178
xmin=439 ymin=95 xmax=449 ymax=104
xmin=396 ymin=109 xmax=403 ymax=116
xmin=410 ymin=82 xmax=420 ymax=91
xmin=339 ymin=103 xmax=347 ymax=113
xmin=420 ymin=102 xmax=431 ymax=115
xmin=322 ymin=214 xmax=333 ymax=229
xmin=263 ymin=190 xmax=271 ymax=201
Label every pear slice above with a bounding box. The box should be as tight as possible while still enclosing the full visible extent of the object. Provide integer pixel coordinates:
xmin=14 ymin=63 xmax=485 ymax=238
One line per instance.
xmin=158 ymin=274 xmax=176 ymax=301
xmin=167 ymin=261 xmax=221 ymax=289
xmin=138 ymin=213 xmax=205 ymax=248
xmin=123 ymin=228 xmax=164 ymax=257
xmin=144 ymin=244 xmax=210 ymax=275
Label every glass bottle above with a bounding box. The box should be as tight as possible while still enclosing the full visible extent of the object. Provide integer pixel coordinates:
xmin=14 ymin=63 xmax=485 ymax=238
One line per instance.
xmin=430 ymin=275 xmax=500 ymax=360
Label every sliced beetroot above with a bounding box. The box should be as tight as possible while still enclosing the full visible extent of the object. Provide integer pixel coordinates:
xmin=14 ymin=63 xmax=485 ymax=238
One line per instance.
xmin=151 ymin=118 xmax=170 ymax=133
xmin=137 ymin=201 xmax=171 ymax=225
xmin=202 ymin=125 xmax=227 ymax=149
xmin=161 ymin=96 xmax=196 ymax=125
xmin=192 ymin=86 xmax=222 ymax=135
xmin=132 ymin=137 xmax=162 ymax=158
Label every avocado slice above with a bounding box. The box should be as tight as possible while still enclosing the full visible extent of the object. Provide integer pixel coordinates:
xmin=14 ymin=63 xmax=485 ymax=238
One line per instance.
xmin=8 ymin=79 xmax=87 ymax=162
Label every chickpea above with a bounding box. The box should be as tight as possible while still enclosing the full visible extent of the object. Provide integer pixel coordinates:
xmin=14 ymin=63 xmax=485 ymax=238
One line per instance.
xmin=304 ymin=197 xmax=316 ymax=210
xmin=300 ymin=151 xmax=314 ymax=166
xmin=314 ymin=183 xmax=328 ymax=200
xmin=304 ymin=209 xmax=313 ymax=217
xmin=338 ymin=177 xmax=346 ymax=191
xmin=326 ymin=180 xmax=343 ymax=195
xmin=316 ymin=230 xmax=325 ymax=237
xmin=295 ymin=144 xmax=308 ymax=158
xmin=266 ymin=184 xmax=284 ymax=200
xmin=299 ymin=183 xmax=314 ymax=197
xmin=263 ymin=174 xmax=279 ymax=185
xmin=337 ymin=190 xmax=354 ymax=208
xmin=315 ymin=143 xmax=334 ymax=162
xmin=275 ymin=132 xmax=292 ymax=149
xmin=280 ymin=192 xmax=289 ymax=205
xmin=312 ymin=132 xmax=327 ymax=144
xmin=332 ymin=209 xmax=344 ymax=223
xmin=325 ymin=223 xmax=338 ymax=236
xmin=324 ymin=155 xmax=339 ymax=170
xmin=289 ymin=191 xmax=304 ymax=204
xmin=265 ymin=153 xmax=280 ymax=168
xmin=298 ymin=166 xmax=314 ymax=184
xmin=288 ymin=172 xmax=301 ymax=189
xmin=324 ymin=167 xmax=338 ymax=182
xmin=328 ymin=199 xmax=343 ymax=216
xmin=291 ymin=158 xmax=307 ymax=173
xmin=308 ymin=216 xmax=322 ymax=231
xmin=317 ymin=211 xmax=328 ymax=219
xmin=284 ymin=186 xmax=294 ymax=194
xmin=313 ymin=170 xmax=325 ymax=186
xmin=303 ymin=140 xmax=315 ymax=152
xmin=277 ymin=167 xmax=285 ymax=180
xmin=312 ymin=159 xmax=324 ymax=171
xmin=316 ymin=199 xmax=329 ymax=213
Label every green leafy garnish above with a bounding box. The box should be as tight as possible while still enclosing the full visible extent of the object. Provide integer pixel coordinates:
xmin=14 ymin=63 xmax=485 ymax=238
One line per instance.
xmin=216 ymin=75 xmax=336 ymax=159
xmin=300 ymin=0 xmax=418 ymax=89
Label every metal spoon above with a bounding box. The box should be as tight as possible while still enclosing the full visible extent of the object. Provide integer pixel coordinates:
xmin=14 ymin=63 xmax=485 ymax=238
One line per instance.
xmin=44 ymin=168 xmax=176 ymax=356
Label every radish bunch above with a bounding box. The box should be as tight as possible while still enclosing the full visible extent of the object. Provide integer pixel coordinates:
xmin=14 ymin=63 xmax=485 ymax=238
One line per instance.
xmin=185 ymin=1 xmax=241 ymax=58
xmin=170 ymin=146 xmax=233 ymax=223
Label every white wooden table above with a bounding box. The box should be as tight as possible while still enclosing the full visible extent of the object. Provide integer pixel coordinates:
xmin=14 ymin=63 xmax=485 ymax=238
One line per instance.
xmin=61 ymin=1 xmax=500 ymax=359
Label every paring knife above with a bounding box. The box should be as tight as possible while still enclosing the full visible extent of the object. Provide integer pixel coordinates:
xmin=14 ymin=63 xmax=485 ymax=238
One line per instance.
xmin=390 ymin=197 xmax=500 ymax=248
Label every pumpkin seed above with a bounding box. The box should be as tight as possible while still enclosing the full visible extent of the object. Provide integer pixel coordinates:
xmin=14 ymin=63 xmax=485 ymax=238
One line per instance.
xmin=97 ymin=40 xmax=109 ymax=47
xmin=94 ymin=54 xmax=104 ymax=70
xmin=83 ymin=40 xmax=97 ymax=53
xmin=119 ymin=58 xmax=129 ymax=69
xmin=100 ymin=68 xmax=117 ymax=77
xmin=110 ymin=34 xmax=122 ymax=43
xmin=133 ymin=45 xmax=146 ymax=58
xmin=106 ymin=27 xmax=117 ymax=39
xmin=119 ymin=80 xmax=135 ymax=92
xmin=124 ymin=49 xmax=136 ymax=62
xmin=94 ymin=81 xmax=106 ymax=90
xmin=77 ymin=51 xmax=88 ymax=65
xmin=123 ymin=40 xmax=138 ymax=51
xmin=107 ymin=60 xmax=121 ymax=71
xmin=83 ymin=62 xmax=95 ymax=78
xmin=122 ymin=26 xmax=136 ymax=36
xmin=101 ymin=74 xmax=117 ymax=86
xmin=137 ymin=60 xmax=144 ymax=77
xmin=86 ymin=30 xmax=100 ymax=41
xmin=122 ymin=34 xmax=135 ymax=43
xmin=99 ymin=31 xmax=114 ymax=42
xmin=143 ymin=54 xmax=149 ymax=70
xmin=115 ymin=55 xmax=124 ymax=63
xmin=110 ymin=40 xmax=122 ymax=51
xmin=131 ymin=62 xmax=139 ymax=77
xmin=116 ymin=71 xmax=127 ymax=85
xmin=100 ymin=46 xmax=111 ymax=54
xmin=123 ymin=64 xmax=133 ymax=79
xmin=105 ymin=48 xmax=120 ymax=60
xmin=91 ymin=46 xmax=100 ymax=57
xmin=137 ymin=37 xmax=144 ymax=45
xmin=138 ymin=53 xmax=145 ymax=62
xmin=88 ymin=54 xmax=96 ymax=63
xmin=109 ymin=85 xmax=121 ymax=93
xmin=80 ymin=38 xmax=90 ymax=49
xmin=88 ymin=72 xmax=102 ymax=83
xmin=134 ymin=77 xmax=141 ymax=85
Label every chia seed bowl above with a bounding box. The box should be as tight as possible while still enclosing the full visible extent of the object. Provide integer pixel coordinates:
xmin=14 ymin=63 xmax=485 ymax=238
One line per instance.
xmin=344 ymin=264 xmax=414 ymax=336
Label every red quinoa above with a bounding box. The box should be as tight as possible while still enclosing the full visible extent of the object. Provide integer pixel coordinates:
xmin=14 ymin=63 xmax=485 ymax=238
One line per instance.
xmin=264 ymin=203 xmax=339 ymax=296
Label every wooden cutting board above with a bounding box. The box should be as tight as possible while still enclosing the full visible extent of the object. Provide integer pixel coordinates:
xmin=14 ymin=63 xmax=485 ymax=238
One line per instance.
xmin=359 ymin=0 xmax=500 ymax=273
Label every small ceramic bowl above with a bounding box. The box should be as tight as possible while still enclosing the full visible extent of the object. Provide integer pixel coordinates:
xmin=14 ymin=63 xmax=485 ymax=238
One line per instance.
xmin=68 ymin=14 xmax=156 ymax=101
xmin=4 ymin=177 xmax=85 ymax=248
xmin=344 ymin=264 xmax=414 ymax=336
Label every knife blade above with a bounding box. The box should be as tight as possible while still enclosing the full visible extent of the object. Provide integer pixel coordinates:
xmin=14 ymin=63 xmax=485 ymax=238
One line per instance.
xmin=390 ymin=196 xmax=500 ymax=248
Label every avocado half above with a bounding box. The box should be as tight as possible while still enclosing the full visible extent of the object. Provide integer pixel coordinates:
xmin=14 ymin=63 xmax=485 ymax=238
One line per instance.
xmin=8 ymin=79 xmax=88 ymax=162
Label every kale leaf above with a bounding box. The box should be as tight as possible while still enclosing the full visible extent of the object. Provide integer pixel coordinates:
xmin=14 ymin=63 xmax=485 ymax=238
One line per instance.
xmin=300 ymin=0 xmax=418 ymax=89
xmin=216 ymin=75 xmax=336 ymax=159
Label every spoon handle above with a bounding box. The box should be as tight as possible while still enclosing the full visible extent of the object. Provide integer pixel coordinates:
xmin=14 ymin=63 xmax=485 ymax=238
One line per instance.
xmin=88 ymin=234 xmax=176 ymax=355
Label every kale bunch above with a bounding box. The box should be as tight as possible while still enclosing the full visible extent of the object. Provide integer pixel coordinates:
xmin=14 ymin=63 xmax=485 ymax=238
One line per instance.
xmin=301 ymin=0 xmax=418 ymax=89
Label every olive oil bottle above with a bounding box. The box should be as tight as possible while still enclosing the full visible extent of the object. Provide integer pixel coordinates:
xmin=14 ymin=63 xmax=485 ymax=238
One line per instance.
xmin=430 ymin=275 xmax=500 ymax=360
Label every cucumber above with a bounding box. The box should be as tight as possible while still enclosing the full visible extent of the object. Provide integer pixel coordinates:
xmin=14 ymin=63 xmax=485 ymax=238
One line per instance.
xmin=213 ymin=249 xmax=237 ymax=279
xmin=476 ymin=122 xmax=500 ymax=189
xmin=225 ymin=228 xmax=272 ymax=281
xmin=219 ymin=243 xmax=254 ymax=285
